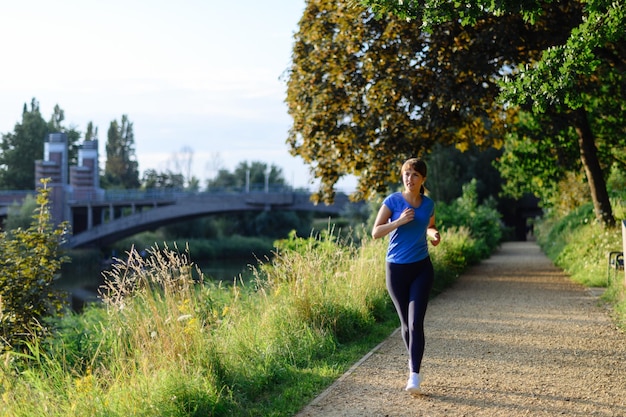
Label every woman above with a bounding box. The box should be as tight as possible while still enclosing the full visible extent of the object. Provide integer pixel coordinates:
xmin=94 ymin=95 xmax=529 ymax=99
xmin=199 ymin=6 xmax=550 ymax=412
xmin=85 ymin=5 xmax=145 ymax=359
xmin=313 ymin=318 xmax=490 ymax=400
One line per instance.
xmin=371 ymin=158 xmax=440 ymax=393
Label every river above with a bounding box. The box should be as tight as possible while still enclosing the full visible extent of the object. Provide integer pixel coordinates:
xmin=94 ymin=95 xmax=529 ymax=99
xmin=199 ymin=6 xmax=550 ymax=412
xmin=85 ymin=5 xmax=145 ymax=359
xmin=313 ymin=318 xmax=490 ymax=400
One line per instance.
xmin=56 ymin=253 xmax=256 ymax=310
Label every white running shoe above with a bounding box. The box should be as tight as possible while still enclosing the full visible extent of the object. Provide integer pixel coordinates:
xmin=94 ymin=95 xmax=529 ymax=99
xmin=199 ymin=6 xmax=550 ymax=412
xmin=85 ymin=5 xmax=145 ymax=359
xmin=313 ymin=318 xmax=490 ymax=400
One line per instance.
xmin=405 ymin=372 xmax=421 ymax=393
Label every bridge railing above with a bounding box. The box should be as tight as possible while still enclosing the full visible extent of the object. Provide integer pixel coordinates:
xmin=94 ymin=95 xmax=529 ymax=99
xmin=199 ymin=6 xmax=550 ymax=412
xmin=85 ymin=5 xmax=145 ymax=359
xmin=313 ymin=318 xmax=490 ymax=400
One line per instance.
xmin=69 ymin=184 xmax=313 ymax=203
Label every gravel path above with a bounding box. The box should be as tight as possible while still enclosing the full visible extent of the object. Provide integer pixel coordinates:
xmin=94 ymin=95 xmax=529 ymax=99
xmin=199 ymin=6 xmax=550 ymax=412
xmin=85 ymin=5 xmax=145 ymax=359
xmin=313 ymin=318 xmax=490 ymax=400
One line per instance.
xmin=295 ymin=241 xmax=626 ymax=416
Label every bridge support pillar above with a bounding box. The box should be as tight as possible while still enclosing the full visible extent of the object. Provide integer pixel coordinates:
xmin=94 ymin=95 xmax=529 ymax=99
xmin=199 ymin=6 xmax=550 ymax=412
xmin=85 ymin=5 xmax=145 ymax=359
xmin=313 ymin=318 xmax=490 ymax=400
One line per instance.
xmin=87 ymin=204 xmax=93 ymax=229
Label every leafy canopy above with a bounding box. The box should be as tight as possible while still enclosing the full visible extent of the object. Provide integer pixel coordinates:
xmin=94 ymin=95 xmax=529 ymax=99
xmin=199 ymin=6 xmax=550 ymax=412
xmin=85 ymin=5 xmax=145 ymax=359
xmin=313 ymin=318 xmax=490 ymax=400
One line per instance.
xmin=286 ymin=0 xmax=577 ymax=203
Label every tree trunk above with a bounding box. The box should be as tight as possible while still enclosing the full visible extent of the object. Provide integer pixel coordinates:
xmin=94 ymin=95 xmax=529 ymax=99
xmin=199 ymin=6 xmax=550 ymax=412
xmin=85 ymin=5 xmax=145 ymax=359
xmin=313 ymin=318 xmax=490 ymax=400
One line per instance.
xmin=572 ymin=108 xmax=615 ymax=227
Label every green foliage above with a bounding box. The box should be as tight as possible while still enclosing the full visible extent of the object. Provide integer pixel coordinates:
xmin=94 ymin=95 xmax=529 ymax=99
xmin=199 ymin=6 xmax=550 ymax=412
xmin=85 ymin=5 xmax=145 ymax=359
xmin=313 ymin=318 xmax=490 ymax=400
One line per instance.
xmin=362 ymin=0 xmax=625 ymax=226
xmin=175 ymin=235 xmax=275 ymax=262
xmin=207 ymin=161 xmax=286 ymax=191
xmin=358 ymin=0 xmax=548 ymax=27
xmin=0 ymin=99 xmax=48 ymax=190
xmin=3 ymin=193 xmax=37 ymax=230
xmin=436 ymin=179 xmax=503 ymax=259
xmin=0 ymin=99 xmax=82 ymax=190
xmin=535 ymin=201 xmax=626 ymax=328
xmin=499 ymin=1 xmax=626 ymax=112
xmin=141 ymin=168 xmax=185 ymax=189
xmin=360 ymin=0 xmax=626 ymax=100
xmin=495 ymin=110 xmax=579 ymax=200
xmin=0 ymin=180 xmax=69 ymax=352
xmin=288 ymin=1 xmax=557 ymax=203
xmin=102 ymin=115 xmax=140 ymax=189
xmin=429 ymin=227 xmax=479 ymax=295
xmin=427 ymin=143 xmax=504 ymax=204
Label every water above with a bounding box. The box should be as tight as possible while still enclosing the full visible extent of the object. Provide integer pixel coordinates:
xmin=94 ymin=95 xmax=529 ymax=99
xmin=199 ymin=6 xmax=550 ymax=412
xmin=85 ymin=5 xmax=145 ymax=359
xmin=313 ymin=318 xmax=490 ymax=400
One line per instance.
xmin=56 ymin=252 xmax=258 ymax=310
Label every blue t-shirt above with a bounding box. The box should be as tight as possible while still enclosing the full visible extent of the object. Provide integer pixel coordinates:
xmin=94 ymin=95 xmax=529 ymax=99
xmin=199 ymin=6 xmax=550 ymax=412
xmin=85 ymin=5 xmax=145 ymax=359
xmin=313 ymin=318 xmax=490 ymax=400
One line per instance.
xmin=383 ymin=192 xmax=435 ymax=264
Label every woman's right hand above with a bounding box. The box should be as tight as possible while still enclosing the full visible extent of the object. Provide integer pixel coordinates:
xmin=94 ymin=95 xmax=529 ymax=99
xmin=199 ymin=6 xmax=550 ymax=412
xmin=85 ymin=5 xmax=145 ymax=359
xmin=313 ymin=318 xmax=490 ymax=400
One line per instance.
xmin=397 ymin=207 xmax=414 ymax=226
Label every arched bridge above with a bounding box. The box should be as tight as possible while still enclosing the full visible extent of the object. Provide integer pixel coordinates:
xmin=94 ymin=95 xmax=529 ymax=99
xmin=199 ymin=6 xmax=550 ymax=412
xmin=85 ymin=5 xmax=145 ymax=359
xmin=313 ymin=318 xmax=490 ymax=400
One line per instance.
xmin=65 ymin=189 xmax=361 ymax=249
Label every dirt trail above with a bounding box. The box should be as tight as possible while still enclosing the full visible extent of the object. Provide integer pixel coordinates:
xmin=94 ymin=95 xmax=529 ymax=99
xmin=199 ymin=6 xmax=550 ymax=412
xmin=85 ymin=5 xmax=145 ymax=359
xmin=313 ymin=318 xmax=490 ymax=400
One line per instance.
xmin=295 ymin=241 xmax=626 ymax=416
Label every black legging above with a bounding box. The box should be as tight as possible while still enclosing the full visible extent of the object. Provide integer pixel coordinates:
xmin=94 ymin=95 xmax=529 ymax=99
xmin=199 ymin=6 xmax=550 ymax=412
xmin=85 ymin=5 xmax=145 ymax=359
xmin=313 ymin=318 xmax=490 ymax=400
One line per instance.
xmin=386 ymin=257 xmax=434 ymax=374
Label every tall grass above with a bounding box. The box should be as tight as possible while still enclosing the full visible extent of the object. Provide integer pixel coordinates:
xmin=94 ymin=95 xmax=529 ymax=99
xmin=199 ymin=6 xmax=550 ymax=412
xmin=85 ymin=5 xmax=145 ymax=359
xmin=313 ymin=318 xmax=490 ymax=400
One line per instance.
xmin=0 ymin=235 xmax=389 ymax=416
xmin=1 ymin=222 xmax=491 ymax=416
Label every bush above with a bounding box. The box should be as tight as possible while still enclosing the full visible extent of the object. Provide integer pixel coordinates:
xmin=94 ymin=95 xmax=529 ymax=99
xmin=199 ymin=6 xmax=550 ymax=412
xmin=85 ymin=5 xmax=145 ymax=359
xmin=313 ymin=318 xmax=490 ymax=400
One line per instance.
xmin=0 ymin=180 xmax=68 ymax=352
xmin=436 ymin=179 xmax=503 ymax=257
xmin=3 ymin=193 xmax=37 ymax=231
xmin=429 ymin=227 xmax=479 ymax=295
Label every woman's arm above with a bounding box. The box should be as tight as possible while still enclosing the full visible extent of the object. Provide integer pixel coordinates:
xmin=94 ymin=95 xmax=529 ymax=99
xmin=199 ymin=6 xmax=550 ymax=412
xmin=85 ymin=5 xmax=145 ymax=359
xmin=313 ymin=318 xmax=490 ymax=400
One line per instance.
xmin=427 ymin=215 xmax=441 ymax=246
xmin=371 ymin=205 xmax=414 ymax=239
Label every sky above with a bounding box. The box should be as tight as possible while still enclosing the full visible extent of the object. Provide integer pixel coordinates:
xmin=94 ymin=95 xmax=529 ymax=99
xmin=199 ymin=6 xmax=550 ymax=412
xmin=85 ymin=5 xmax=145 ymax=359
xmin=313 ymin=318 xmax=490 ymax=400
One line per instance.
xmin=0 ymin=0 xmax=356 ymax=191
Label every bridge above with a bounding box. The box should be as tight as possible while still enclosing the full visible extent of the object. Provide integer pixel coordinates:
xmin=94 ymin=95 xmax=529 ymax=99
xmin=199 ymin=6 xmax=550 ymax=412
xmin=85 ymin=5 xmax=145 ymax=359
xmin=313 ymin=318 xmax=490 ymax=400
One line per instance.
xmin=0 ymin=133 xmax=363 ymax=249
xmin=0 ymin=188 xmax=360 ymax=248
xmin=63 ymin=188 xmax=359 ymax=248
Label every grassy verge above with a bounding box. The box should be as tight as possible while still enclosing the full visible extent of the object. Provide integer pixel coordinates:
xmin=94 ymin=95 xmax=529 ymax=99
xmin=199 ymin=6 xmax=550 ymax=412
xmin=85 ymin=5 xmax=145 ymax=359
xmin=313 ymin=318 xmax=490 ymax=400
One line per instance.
xmin=535 ymin=202 xmax=626 ymax=328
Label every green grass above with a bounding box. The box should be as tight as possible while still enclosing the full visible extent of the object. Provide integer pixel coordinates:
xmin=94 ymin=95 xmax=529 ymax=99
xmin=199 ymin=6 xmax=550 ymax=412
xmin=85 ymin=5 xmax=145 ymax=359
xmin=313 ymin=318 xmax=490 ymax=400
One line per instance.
xmin=535 ymin=202 xmax=626 ymax=328
xmin=0 ymin=225 xmax=490 ymax=417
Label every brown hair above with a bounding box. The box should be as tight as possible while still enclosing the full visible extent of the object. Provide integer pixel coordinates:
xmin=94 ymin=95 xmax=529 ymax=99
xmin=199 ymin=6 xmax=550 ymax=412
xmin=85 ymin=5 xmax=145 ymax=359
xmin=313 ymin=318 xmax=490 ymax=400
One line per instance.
xmin=401 ymin=158 xmax=428 ymax=195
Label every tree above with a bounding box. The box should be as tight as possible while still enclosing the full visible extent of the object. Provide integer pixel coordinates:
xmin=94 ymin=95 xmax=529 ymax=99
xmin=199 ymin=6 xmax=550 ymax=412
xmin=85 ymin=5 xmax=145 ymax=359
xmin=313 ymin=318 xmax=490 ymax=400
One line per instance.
xmin=359 ymin=0 xmax=626 ymax=225
xmin=0 ymin=99 xmax=85 ymax=190
xmin=286 ymin=0 xmax=579 ymax=203
xmin=202 ymin=161 xmax=305 ymax=238
xmin=207 ymin=161 xmax=286 ymax=191
xmin=147 ymin=146 xmax=201 ymax=190
xmin=141 ymin=169 xmax=185 ymax=189
xmin=427 ymin=143 xmax=503 ymax=204
xmin=102 ymin=115 xmax=140 ymax=189
xmin=84 ymin=121 xmax=98 ymax=141
xmin=0 ymin=99 xmax=48 ymax=190
xmin=3 ymin=194 xmax=38 ymax=231
xmin=167 ymin=146 xmax=194 ymax=185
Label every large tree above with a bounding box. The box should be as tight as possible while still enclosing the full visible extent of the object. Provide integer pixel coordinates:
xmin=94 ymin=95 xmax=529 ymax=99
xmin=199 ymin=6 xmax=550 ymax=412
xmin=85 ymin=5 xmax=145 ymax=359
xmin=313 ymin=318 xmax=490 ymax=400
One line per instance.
xmin=102 ymin=115 xmax=140 ymax=189
xmin=359 ymin=0 xmax=626 ymax=225
xmin=0 ymin=99 xmax=85 ymax=190
xmin=286 ymin=0 xmax=579 ymax=203
xmin=0 ymin=99 xmax=48 ymax=189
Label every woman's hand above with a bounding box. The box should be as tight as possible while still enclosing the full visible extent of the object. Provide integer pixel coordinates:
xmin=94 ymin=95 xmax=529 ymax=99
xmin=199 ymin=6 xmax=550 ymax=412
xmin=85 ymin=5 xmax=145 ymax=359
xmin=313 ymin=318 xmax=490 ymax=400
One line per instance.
xmin=397 ymin=207 xmax=415 ymax=226
xmin=428 ymin=228 xmax=441 ymax=246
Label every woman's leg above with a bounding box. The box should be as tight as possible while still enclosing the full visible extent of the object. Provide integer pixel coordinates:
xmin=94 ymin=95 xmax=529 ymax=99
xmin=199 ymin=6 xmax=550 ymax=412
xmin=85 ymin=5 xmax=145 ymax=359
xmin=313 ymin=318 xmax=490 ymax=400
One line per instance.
xmin=386 ymin=262 xmax=412 ymax=352
xmin=408 ymin=257 xmax=434 ymax=373
xmin=386 ymin=259 xmax=434 ymax=373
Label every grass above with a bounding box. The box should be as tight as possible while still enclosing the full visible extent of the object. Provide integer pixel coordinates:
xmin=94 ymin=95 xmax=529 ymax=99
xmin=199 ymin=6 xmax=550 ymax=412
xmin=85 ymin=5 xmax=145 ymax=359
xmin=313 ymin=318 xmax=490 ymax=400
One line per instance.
xmin=0 ymin=223 xmax=491 ymax=417
xmin=535 ymin=202 xmax=626 ymax=328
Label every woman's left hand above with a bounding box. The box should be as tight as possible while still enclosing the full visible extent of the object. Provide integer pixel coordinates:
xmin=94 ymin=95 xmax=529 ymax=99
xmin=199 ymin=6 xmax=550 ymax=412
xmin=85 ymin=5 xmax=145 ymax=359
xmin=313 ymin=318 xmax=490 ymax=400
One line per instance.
xmin=429 ymin=231 xmax=441 ymax=247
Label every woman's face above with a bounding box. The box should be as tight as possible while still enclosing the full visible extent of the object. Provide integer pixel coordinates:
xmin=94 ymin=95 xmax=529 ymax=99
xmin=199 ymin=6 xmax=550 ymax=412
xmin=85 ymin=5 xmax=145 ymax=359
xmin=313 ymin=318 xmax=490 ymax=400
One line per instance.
xmin=402 ymin=166 xmax=425 ymax=192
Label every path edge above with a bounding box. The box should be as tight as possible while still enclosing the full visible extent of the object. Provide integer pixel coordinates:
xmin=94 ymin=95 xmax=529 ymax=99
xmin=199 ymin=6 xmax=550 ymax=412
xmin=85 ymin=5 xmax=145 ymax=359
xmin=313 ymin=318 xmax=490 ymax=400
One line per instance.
xmin=295 ymin=327 xmax=400 ymax=415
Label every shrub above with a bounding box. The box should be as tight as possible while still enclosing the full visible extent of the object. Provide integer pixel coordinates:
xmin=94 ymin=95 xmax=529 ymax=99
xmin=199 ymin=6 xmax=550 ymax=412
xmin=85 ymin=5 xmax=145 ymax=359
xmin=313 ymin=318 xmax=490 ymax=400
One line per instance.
xmin=436 ymin=179 xmax=503 ymax=257
xmin=535 ymin=200 xmax=626 ymax=328
xmin=0 ymin=180 xmax=68 ymax=352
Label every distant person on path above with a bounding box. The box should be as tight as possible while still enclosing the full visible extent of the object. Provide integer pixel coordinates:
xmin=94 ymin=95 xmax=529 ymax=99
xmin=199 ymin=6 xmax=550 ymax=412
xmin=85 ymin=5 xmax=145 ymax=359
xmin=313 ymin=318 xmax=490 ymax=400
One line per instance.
xmin=371 ymin=158 xmax=440 ymax=394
